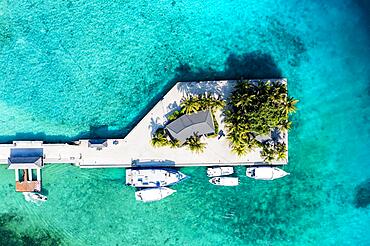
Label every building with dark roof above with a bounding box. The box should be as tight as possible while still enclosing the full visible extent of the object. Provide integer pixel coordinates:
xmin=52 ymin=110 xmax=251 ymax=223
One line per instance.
xmin=7 ymin=148 xmax=43 ymax=192
xmin=165 ymin=110 xmax=215 ymax=144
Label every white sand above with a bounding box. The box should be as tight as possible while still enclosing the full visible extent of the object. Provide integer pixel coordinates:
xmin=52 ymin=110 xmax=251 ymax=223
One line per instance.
xmin=0 ymin=80 xmax=288 ymax=168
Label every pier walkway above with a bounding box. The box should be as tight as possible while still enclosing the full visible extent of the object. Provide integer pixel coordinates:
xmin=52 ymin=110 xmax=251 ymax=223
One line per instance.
xmin=0 ymin=80 xmax=288 ymax=168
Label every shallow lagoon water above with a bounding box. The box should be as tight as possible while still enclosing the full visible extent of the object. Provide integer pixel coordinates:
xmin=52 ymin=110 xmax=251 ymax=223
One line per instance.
xmin=0 ymin=0 xmax=369 ymax=245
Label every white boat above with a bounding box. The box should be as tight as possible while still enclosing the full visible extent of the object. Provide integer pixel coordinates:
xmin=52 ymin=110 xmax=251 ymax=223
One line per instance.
xmin=207 ymin=167 xmax=234 ymax=177
xmin=246 ymin=167 xmax=290 ymax=180
xmin=126 ymin=168 xmax=189 ymax=188
xmin=23 ymin=192 xmax=48 ymax=203
xmin=209 ymin=177 xmax=239 ymax=186
xmin=135 ymin=187 xmax=176 ymax=202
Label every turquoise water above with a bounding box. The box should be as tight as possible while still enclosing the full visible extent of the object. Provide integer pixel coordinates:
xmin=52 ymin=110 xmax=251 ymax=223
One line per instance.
xmin=1 ymin=0 xmax=370 ymax=245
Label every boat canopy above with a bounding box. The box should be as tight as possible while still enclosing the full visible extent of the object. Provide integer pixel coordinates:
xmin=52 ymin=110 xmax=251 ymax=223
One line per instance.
xmin=254 ymin=168 xmax=274 ymax=179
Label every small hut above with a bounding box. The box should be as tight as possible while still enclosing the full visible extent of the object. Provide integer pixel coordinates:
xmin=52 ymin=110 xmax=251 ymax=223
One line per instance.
xmin=8 ymin=155 xmax=43 ymax=192
xmin=165 ymin=110 xmax=215 ymax=144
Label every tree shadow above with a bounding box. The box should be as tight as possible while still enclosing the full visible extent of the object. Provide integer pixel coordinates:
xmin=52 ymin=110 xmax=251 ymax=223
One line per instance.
xmin=0 ymin=132 xmax=74 ymax=144
xmin=354 ymin=179 xmax=370 ymax=208
xmin=148 ymin=117 xmax=162 ymax=135
xmin=175 ymin=51 xmax=281 ymax=82
xmin=271 ymin=128 xmax=282 ymax=143
xmin=175 ymin=51 xmax=282 ymax=97
xmin=0 ymin=51 xmax=282 ymax=144
xmin=0 ymin=125 xmax=123 ymax=144
xmin=224 ymin=52 xmax=282 ymax=79
xmin=167 ymin=101 xmax=180 ymax=112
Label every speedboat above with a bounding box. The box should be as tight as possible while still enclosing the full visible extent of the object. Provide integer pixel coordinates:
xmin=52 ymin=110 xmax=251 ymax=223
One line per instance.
xmin=209 ymin=177 xmax=239 ymax=186
xmin=23 ymin=192 xmax=48 ymax=203
xmin=126 ymin=168 xmax=189 ymax=188
xmin=135 ymin=187 xmax=176 ymax=202
xmin=207 ymin=167 xmax=234 ymax=177
xmin=246 ymin=166 xmax=289 ymax=180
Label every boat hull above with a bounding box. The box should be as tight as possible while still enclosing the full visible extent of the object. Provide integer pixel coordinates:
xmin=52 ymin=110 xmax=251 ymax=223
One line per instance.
xmin=23 ymin=192 xmax=48 ymax=203
xmin=246 ymin=167 xmax=289 ymax=180
xmin=207 ymin=167 xmax=234 ymax=177
xmin=126 ymin=168 xmax=189 ymax=188
xmin=209 ymin=177 xmax=239 ymax=186
xmin=135 ymin=187 xmax=176 ymax=202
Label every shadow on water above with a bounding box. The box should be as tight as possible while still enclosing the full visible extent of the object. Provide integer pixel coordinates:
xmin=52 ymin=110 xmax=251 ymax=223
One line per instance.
xmin=173 ymin=51 xmax=282 ymax=82
xmin=0 ymin=125 xmax=124 ymax=143
xmin=0 ymin=213 xmax=63 ymax=246
xmin=354 ymin=179 xmax=370 ymax=208
xmin=354 ymin=0 xmax=370 ymax=28
xmin=0 ymin=51 xmax=281 ymax=144
xmin=40 ymin=188 xmax=49 ymax=196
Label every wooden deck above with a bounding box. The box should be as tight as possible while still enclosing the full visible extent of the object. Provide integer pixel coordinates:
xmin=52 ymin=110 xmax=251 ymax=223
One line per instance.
xmin=16 ymin=181 xmax=41 ymax=192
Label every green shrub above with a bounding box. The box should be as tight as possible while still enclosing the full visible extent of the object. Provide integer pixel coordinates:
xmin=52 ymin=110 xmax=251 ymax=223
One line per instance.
xmin=184 ymin=134 xmax=206 ymax=153
xmin=151 ymin=128 xmax=171 ymax=147
xmin=224 ymin=80 xmax=297 ymax=157
xmin=167 ymin=110 xmax=182 ymax=122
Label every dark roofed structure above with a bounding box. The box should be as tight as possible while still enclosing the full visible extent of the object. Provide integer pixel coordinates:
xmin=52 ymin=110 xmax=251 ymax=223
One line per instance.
xmin=165 ymin=110 xmax=215 ymax=144
xmin=8 ymin=156 xmax=43 ymax=169
xmin=88 ymin=139 xmax=108 ymax=150
xmin=8 ymin=148 xmax=44 ymax=170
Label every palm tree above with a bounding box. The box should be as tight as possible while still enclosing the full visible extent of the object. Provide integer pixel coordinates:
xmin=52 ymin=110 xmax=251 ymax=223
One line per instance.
xmin=224 ymin=79 xmax=298 ymax=157
xmin=151 ymin=128 xmax=170 ymax=147
xmin=277 ymin=152 xmax=286 ymax=160
xmin=169 ymin=139 xmax=181 ymax=148
xmin=167 ymin=110 xmax=182 ymax=121
xmin=198 ymin=95 xmax=211 ymax=110
xmin=180 ymin=96 xmax=200 ymax=114
xmin=231 ymin=144 xmax=246 ymax=156
xmin=259 ymin=140 xmax=276 ymax=162
xmin=275 ymin=142 xmax=287 ymax=160
xmin=185 ymin=134 xmax=206 ymax=153
xmin=192 ymin=94 xmax=226 ymax=112
xmin=280 ymin=120 xmax=292 ymax=131
xmin=246 ymin=137 xmax=260 ymax=149
xmin=285 ymin=96 xmax=299 ymax=114
xmin=209 ymin=96 xmax=225 ymax=110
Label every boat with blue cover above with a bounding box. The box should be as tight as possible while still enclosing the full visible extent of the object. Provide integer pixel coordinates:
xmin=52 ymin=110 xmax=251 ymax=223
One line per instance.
xmin=125 ymin=168 xmax=189 ymax=187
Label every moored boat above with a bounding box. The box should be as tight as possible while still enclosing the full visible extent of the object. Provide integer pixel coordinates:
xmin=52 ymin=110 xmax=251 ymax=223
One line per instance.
xmin=246 ymin=167 xmax=289 ymax=180
xmin=207 ymin=167 xmax=234 ymax=177
xmin=135 ymin=187 xmax=176 ymax=202
xmin=209 ymin=177 xmax=239 ymax=186
xmin=23 ymin=192 xmax=48 ymax=203
xmin=126 ymin=168 xmax=189 ymax=188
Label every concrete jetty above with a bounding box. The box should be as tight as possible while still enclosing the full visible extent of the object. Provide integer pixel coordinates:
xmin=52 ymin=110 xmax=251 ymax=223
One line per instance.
xmin=0 ymin=80 xmax=288 ymax=169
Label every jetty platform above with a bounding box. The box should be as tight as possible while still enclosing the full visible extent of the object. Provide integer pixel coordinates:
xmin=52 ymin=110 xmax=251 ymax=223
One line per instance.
xmin=0 ymin=80 xmax=288 ymax=169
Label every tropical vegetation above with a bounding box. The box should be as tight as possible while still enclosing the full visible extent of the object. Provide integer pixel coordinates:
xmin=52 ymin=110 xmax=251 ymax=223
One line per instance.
xmin=180 ymin=94 xmax=225 ymax=114
xmin=151 ymin=79 xmax=297 ymax=160
xmin=224 ymin=79 xmax=298 ymax=161
xmin=260 ymin=140 xmax=287 ymax=163
xmin=150 ymin=128 xmax=171 ymax=147
xmin=151 ymin=94 xmax=224 ymax=153
xmin=184 ymin=134 xmax=206 ymax=153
